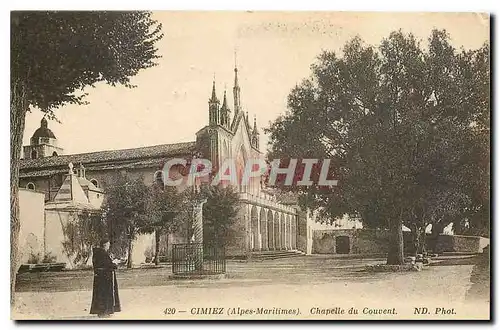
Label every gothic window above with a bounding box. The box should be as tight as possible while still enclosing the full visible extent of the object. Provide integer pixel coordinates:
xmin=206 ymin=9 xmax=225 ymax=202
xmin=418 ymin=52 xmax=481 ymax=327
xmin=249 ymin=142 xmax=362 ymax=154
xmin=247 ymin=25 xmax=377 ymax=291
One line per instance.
xmin=26 ymin=182 xmax=36 ymax=190
xmin=31 ymin=150 xmax=38 ymax=159
xmin=52 ymin=151 xmax=58 ymax=156
xmin=90 ymin=179 xmax=99 ymax=187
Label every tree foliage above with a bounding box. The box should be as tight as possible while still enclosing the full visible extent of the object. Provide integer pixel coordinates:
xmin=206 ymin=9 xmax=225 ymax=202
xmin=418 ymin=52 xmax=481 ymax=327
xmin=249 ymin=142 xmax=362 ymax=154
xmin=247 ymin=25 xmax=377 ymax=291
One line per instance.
xmin=266 ymin=30 xmax=489 ymax=264
xmin=11 ymin=11 xmax=163 ymax=114
xmin=145 ymin=184 xmax=186 ymax=264
xmin=10 ymin=11 xmax=163 ymax=303
xmin=102 ymin=173 xmax=150 ymax=268
xmin=201 ymin=185 xmax=240 ymax=247
xmin=61 ymin=209 xmax=107 ymax=267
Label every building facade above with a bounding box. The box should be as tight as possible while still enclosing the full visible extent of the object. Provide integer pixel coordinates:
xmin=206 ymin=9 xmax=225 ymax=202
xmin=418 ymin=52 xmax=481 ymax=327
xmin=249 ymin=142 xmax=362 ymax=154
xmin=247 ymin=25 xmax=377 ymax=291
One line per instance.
xmin=19 ymin=66 xmax=302 ymax=262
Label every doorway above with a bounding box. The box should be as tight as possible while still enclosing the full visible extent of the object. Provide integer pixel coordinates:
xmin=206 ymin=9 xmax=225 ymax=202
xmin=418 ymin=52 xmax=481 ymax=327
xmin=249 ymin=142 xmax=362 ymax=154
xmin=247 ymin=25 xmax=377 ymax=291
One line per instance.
xmin=335 ymin=236 xmax=350 ymax=254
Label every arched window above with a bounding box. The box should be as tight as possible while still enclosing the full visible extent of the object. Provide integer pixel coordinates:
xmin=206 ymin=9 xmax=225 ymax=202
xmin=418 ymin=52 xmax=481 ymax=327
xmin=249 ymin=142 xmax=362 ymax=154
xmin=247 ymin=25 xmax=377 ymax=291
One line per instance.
xmin=31 ymin=150 xmax=38 ymax=159
xmin=52 ymin=151 xmax=58 ymax=156
xmin=26 ymin=182 xmax=36 ymax=190
xmin=90 ymin=179 xmax=99 ymax=187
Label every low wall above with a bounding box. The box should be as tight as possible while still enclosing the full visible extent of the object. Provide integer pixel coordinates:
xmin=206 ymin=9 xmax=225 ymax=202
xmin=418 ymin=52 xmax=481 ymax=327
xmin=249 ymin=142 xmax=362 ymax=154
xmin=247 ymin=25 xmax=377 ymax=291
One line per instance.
xmin=436 ymin=234 xmax=490 ymax=253
xmin=312 ymin=229 xmax=390 ymax=254
xmin=312 ymin=229 xmax=490 ymax=255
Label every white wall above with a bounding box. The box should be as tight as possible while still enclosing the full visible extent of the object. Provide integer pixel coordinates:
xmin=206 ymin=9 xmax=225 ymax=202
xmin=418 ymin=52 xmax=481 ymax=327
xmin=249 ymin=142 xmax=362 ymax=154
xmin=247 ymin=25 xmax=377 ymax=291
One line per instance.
xmin=131 ymin=233 xmax=155 ymax=266
xmin=44 ymin=209 xmax=76 ymax=267
xmin=18 ymin=189 xmax=46 ymax=264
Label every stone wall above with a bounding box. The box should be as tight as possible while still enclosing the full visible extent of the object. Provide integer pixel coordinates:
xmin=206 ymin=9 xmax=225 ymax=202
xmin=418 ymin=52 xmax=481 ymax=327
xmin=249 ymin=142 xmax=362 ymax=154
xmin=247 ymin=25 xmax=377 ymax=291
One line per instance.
xmin=313 ymin=229 xmax=490 ymax=255
xmin=436 ymin=234 xmax=490 ymax=253
xmin=44 ymin=209 xmax=73 ymax=266
xmin=312 ymin=229 xmax=390 ymax=255
xmin=18 ymin=189 xmax=46 ymax=264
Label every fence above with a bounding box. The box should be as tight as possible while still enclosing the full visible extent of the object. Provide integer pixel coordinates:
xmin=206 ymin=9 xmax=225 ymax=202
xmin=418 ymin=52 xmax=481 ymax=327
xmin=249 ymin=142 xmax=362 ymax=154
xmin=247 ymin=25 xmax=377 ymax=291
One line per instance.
xmin=172 ymin=243 xmax=226 ymax=275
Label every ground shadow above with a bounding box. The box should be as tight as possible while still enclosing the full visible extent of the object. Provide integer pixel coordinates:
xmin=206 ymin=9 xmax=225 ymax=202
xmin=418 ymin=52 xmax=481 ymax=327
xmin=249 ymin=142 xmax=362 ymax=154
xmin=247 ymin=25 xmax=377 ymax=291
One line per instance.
xmin=465 ymin=246 xmax=490 ymax=304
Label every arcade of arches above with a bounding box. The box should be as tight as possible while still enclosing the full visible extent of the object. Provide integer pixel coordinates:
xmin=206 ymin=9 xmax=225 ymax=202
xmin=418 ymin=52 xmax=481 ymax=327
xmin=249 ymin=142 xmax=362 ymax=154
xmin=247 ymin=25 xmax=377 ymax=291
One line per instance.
xmin=245 ymin=202 xmax=298 ymax=251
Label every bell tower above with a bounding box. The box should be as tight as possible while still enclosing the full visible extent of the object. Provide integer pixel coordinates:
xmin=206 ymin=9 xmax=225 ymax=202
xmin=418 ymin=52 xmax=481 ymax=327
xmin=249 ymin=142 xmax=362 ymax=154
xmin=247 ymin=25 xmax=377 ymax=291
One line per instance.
xmin=23 ymin=117 xmax=64 ymax=159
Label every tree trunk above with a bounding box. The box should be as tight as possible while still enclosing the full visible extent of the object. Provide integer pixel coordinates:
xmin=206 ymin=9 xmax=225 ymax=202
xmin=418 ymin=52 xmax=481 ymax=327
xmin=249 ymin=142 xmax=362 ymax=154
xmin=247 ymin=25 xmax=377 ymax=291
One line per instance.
xmin=165 ymin=233 xmax=169 ymax=262
xmin=412 ymin=223 xmax=419 ymax=257
xmin=153 ymin=229 xmax=161 ymax=265
xmin=126 ymin=227 xmax=133 ymax=269
xmin=421 ymin=228 xmax=427 ymax=255
xmin=10 ymin=81 xmax=28 ymax=307
xmin=387 ymin=210 xmax=404 ymax=265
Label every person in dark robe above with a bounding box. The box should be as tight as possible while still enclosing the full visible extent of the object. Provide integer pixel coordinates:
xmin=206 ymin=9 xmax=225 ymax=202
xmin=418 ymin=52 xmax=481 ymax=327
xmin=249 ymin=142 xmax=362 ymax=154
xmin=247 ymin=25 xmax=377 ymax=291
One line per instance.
xmin=90 ymin=239 xmax=121 ymax=317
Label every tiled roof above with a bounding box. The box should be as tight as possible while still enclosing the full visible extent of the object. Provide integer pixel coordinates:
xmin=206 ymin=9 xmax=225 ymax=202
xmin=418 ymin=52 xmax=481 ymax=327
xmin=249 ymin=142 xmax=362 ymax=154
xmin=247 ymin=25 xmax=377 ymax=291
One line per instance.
xmin=20 ymin=141 xmax=197 ymax=177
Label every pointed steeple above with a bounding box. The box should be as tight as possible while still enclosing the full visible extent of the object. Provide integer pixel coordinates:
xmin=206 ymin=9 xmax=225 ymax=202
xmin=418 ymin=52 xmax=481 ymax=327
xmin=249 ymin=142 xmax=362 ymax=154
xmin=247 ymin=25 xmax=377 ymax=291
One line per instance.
xmin=233 ymin=61 xmax=241 ymax=115
xmin=222 ymin=89 xmax=228 ymax=109
xmin=208 ymin=79 xmax=220 ymax=126
xmin=220 ymin=89 xmax=231 ymax=127
xmin=210 ymin=79 xmax=218 ymax=103
xmin=251 ymin=115 xmax=260 ymax=150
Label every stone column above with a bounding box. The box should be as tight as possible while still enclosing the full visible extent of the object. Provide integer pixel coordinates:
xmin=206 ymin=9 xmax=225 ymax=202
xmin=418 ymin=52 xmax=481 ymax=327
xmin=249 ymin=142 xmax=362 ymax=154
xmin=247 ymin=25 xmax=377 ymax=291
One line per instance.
xmin=284 ymin=217 xmax=290 ymax=250
xmin=257 ymin=207 xmax=262 ymax=251
xmin=277 ymin=215 xmax=281 ymax=250
xmin=269 ymin=217 xmax=274 ymax=250
xmin=293 ymin=217 xmax=299 ymax=250
xmin=246 ymin=205 xmax=251 ymax=254
xmin=192 ymin=198 xmax=207 ymax=271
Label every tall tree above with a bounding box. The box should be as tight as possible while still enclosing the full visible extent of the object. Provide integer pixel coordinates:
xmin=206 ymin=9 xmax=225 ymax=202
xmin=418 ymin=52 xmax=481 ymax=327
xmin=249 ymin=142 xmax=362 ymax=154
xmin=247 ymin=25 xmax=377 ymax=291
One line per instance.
xmin=10 ymin=11 xmax=162 ymax=304
xmin=266 ymin=30 xmax=489 ymax=264
xmin=202 ymin=186 xmax=240 ymax=247
xmin=102 ymin=173 xmax=150 ymax=269
xmin=145 ymin=184 xmax=186 ymax=265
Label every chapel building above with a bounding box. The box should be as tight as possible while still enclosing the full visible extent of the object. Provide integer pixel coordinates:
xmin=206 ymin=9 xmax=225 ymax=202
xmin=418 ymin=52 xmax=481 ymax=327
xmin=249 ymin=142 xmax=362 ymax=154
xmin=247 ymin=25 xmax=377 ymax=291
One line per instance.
xmin=19 ymin=66 xmax=305 ymax=263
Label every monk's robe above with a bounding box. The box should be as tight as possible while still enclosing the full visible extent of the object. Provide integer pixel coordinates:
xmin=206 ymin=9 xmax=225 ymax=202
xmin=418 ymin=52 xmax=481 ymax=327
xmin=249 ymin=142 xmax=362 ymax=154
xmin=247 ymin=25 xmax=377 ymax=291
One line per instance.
xmin=90 ymin=247 xmax=121 ymax=315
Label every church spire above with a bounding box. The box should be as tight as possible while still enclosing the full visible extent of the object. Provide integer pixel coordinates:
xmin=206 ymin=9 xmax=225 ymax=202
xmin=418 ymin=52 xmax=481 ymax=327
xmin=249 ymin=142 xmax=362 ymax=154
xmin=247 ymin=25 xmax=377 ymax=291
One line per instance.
xmin=251 ymin=115 xmax=260 ymax=150
xmin=222 ymin=89 xmax=228 ymax=108
xmin=220 ymin=89 xmax=231 ymax=127
xmin=233 ymin=54 xmax=241 ymax=115
xmin=210 ymin=79 xmax=218 ymax=103
xmin=208 ymin=79 xmax=220 ymax=126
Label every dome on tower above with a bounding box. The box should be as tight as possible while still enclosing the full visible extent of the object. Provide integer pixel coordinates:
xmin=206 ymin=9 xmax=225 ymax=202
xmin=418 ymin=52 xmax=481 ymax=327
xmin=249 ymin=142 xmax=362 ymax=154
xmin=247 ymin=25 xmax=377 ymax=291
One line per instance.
xmin=32 ymin=117 xmax=56 ymax=140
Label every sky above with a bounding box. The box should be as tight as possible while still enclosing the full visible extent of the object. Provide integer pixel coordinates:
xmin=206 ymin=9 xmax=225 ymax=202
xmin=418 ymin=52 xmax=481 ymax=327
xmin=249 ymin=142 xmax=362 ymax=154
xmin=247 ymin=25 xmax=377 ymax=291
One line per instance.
xmin=22 ymin=11 xmax=489 ymax=155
